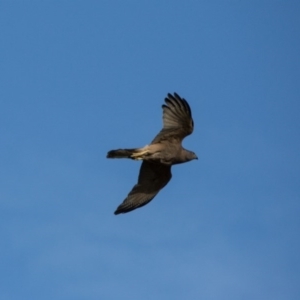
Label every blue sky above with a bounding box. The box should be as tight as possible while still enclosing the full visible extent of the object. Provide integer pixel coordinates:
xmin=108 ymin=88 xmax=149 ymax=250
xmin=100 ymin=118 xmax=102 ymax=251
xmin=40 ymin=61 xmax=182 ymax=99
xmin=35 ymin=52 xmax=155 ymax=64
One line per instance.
xmin=1 ymin=1 xmax=299 ymax=299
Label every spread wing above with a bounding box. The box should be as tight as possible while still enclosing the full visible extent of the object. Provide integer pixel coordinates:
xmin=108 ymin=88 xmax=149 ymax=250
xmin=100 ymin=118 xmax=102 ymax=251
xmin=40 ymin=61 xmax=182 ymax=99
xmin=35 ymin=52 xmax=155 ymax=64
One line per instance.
xmin=114 ymin=161 xmax=172 ymax=214
xmin=152 ymin=93 xmax=194 ymax=144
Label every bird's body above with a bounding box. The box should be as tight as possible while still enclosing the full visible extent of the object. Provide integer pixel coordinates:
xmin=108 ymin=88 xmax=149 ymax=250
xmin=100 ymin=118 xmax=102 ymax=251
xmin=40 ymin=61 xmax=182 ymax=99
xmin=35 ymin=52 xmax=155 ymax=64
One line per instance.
xmin=107 ymin=143 xmax=192 ymax=165
xmin=107 ymin=93 xmax=197 ymax=215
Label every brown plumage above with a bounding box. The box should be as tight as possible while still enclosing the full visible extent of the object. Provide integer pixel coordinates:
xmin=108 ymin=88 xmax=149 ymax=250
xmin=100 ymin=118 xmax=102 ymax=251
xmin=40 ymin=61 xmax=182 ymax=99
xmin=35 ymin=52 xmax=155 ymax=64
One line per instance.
xmin=107 ymin=92 xmax=197 ymax=214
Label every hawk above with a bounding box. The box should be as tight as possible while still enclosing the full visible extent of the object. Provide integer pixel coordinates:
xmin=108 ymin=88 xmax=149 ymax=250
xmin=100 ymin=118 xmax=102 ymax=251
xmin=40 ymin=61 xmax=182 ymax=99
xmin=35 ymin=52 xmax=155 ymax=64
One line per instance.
xmin=107 ymin=93 xmax=197 ymax=214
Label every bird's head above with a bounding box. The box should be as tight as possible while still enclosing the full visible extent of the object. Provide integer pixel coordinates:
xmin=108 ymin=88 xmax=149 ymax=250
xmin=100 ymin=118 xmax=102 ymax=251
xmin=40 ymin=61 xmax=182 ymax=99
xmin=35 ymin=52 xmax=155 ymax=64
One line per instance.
xmin=186 ymin=150 xmax=198 ymax=161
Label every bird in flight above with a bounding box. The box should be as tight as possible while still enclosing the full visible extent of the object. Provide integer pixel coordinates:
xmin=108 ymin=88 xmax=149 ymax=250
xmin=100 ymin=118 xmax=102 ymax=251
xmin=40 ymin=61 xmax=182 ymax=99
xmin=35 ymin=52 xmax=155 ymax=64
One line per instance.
xmin=107 ymin=92 xmax=197 ymax=215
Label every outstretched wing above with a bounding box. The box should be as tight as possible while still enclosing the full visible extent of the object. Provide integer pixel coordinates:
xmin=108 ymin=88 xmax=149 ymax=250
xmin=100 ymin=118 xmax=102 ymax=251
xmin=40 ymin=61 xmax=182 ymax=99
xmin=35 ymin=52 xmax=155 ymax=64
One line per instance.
xmin=114 ymin=161 xmax=172 ymax=214
xmin=152 ymin=93 xmax=194 ymax=144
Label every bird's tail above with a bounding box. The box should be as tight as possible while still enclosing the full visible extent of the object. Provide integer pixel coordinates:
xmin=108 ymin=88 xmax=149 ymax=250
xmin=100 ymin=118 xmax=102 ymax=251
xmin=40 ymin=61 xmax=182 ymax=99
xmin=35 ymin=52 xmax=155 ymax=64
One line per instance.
xmin=107 ymin=147 xmax=149 ymax=160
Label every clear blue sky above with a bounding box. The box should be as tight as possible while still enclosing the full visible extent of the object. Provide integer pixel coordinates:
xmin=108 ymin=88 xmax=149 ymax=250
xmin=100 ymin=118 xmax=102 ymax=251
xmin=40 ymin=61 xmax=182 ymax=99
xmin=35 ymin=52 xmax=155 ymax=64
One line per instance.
xmin=1 ymin=1 xmax=299 ymax=299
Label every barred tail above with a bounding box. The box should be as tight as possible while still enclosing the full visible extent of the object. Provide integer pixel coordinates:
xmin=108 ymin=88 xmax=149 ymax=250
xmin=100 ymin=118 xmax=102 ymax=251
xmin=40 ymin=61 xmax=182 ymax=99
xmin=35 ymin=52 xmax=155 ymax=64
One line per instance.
xmin=107 ymin=148 xmax=138 ymax=159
